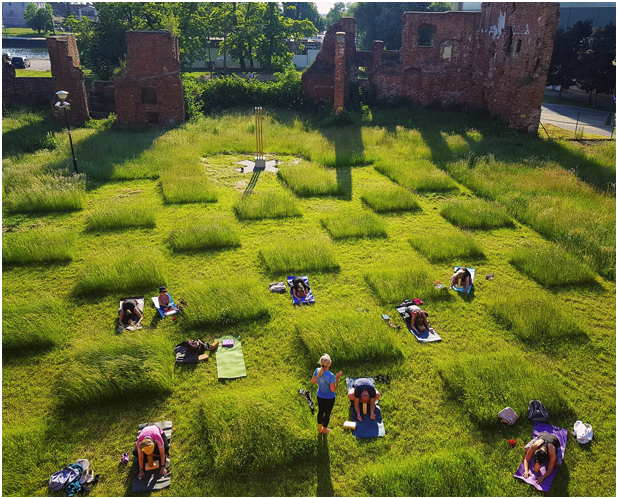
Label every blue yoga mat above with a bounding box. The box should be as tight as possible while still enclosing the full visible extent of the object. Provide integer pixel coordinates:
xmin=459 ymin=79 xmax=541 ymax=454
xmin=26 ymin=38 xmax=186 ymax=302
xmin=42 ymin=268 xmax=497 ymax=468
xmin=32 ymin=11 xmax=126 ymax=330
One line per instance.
xmin=345 ymin=377 xmax=386 ymax=438
xmin=395 ymin=305 xmax=442 ymax=343
xmin=287 ymin=276 xmax=315 ymax=304
xmin=152 ymin=294 xmax=180 ymax=318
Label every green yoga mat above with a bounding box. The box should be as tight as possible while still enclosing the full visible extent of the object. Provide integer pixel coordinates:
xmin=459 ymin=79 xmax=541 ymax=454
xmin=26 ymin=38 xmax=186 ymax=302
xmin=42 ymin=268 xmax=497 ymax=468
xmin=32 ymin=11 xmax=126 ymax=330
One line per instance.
xmin=215 ymin=334 xmax=246 ymax=379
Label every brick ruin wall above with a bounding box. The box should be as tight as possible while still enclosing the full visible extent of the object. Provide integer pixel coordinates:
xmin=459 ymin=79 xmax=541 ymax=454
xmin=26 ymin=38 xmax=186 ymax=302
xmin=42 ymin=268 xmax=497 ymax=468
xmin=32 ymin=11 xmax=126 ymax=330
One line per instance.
xmin=302 ymin=2 xmax=560 ymax=132
xmin=113 ymin=31 xmax=185 ymax=125
xmin=47 ymin=34 xmax=90 ymax=125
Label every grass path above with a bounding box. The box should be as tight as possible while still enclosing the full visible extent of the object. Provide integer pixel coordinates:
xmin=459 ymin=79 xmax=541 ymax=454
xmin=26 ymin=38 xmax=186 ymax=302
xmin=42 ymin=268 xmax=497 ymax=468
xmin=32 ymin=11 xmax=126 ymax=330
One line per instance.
xmin=2 ymin=108 xmax=615 ymax=496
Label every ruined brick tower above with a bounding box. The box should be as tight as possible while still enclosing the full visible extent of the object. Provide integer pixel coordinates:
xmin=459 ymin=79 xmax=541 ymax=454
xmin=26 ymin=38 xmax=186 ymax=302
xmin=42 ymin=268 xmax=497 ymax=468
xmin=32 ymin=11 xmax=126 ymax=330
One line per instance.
xmin=114 ymin=31 xmax=185 ymax=125
xmin=302 ymin=3 xmax=560 ymax=133
xmin=47 ymin=34 xmax=89 ymax=125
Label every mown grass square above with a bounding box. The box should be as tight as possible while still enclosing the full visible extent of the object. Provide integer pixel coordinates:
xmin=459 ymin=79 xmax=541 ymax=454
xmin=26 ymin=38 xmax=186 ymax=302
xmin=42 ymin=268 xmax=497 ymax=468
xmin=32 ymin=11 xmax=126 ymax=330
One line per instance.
xmin=361 ymin=185 xmax=421 ymax=213
xmin=440 ymin=198 xmax=514 ymax=229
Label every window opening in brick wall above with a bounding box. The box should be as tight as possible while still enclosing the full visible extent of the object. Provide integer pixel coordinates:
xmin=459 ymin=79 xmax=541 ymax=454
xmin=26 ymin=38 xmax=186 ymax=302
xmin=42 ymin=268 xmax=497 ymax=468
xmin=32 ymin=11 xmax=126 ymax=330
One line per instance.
xmin=358 ymin=66 xmax=368 ymax=79
xmin=515 ymin=40 xmax=522 ymax=52
xmin=418 ymin=26 xmax=436 ymax=47
xmin=505 ymin=27 xmax=513 ymax=54
xmin=146 ymin=112 xmax=159 ymax=125
xmin=141 ymin=87 xmax=157 ymax=105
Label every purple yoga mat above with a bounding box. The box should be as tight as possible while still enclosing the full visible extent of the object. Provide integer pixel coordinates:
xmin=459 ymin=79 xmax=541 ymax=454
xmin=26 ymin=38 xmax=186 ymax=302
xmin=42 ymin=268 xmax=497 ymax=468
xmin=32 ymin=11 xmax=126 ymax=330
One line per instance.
xmin=513 ymin=422 xmax=568 ymax=492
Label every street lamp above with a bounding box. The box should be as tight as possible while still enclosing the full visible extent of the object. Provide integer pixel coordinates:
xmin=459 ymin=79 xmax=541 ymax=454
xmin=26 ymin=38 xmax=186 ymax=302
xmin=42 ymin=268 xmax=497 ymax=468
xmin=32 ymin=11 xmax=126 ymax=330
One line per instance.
xmin=55 ymin=91 xmax=78 ymax=174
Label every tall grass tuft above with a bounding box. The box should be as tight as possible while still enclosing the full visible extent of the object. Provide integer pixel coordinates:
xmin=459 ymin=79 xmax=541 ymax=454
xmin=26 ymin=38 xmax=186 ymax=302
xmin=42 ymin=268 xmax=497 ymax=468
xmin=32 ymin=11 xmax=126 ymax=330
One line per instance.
xmin=487 ymin=291 xmax=587 ymax=349
xmin=509 ymin=244 xmax=597 ymax=287
xmin=2 ymin=297 xmax=69 ymax=354
xmin=259 ymin=234 xmax=339 ymax=273
xmin=234 ymin=191 xmax=301 ymax=220
xmin=181 ymin=276 xmax=270 ymax=329
xmin=361 ymin=185 xmax=421 ymax=213
xmin=437 ymin=351 xmax=567 ymax=426
xmin=73 ymin=248 xmax=166 ymax=296
xmin=3 ymin=172 xmax=86 ymax=213
xmin=409 ymin=229 xmax=484 ymax=263
xmin=188 ymin=381 xmax=317 ymax=475
xmin=321 ymin=211 xmax=387 ymax=239
xmin=374 ymin=159 xmax=458 ymax=192
xmin=297 ymin=308 xmax=403 ymax=364
xmin=361 ymin=450 xmax=495 ymax=496
xmin=169 ymin=217 xmax=240 ymax=252
xmin=365 ymin=266 xmax=450 ymax=304
xmin=160 ymin=164 xmax=218 ymax=204
xmin=56 ymin=333 xmax=174 ymax=407
xmin=440 ymin=198 xmax=514 ymax=229
xmin=2 ymin=228 xmax=75 ymax=265
xmin=85 ymin=197 xmax=156 ymax=231
xmin=277 ymin=160 xmax=345 ymax=197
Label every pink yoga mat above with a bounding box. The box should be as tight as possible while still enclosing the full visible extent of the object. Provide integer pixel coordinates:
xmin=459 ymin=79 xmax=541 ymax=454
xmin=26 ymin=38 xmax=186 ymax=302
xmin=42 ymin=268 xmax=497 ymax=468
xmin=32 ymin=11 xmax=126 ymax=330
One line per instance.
xmin=513 ymin=422 xmax=568 ymax=492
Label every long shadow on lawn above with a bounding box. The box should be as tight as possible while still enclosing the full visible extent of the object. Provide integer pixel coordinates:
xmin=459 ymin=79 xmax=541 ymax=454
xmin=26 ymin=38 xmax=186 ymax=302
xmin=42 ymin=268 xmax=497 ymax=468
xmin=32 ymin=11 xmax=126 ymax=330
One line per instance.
xmin=316 ymin=436 xmax=335 ymax=496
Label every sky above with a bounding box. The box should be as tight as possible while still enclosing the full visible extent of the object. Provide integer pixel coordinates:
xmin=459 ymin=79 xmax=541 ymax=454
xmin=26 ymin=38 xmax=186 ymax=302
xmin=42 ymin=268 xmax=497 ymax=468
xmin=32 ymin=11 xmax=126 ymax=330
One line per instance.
xmin=315 ymin=2 xmax=336 ymax=15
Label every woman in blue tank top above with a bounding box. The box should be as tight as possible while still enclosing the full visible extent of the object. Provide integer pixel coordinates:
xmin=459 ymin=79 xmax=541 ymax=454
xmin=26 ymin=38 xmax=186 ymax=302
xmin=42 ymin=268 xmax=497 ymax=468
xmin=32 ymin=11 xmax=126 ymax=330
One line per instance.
xmin=311 ymin=354 xmax=342 ymax=435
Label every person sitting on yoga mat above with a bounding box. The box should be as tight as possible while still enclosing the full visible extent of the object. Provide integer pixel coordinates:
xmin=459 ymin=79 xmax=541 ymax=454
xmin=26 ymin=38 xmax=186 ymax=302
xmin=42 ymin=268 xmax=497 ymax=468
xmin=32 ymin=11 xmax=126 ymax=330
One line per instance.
xmin=134 ymin=425 xmax=169 ymax=479
xmin=348 ymin=377 xmax=381 ymax=422
xmin=119 ymin=299 xmax=143 ymax=330
xmin=157 ymin=286 xmax=175 ymax=313
xmin=292 ymin=277 xmax=310 ymax=301
xmin=404 ymin=305 xmax=435 ymax=335
xmin=311 ymin=354 xmax=342 ymax=435
xmin=522 ymin=431 xmax=563 ymax=485
xmin=450 ymin=267 xmax=472 ymax=292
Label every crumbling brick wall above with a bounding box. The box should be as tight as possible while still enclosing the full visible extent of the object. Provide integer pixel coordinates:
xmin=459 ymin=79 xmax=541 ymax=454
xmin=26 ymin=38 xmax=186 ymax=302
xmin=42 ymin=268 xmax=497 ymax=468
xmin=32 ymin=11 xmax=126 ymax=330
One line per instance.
xmin=114 ymin=31 xmax=184 ymax=126
xmin=3 ymin=57 xmax=56 ymax=108
xmin=302 ymin=3 xmax=559 ymax=133
xmin=47 ymin=34 xmax=90 ymax=125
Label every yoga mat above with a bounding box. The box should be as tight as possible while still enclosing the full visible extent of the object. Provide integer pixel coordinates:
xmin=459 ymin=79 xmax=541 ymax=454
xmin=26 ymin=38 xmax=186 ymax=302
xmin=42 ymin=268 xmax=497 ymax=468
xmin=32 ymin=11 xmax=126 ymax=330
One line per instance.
xmin=118 ymin=297 xmax=145 ymax=331
xmin=452 ymin=266 xmax=475 ymax=294
xmin=395 ymin=305 xmax=442 ymax=343
xmin=152 ymin=294 xmax=180 ymax=318
xmin=287 ymin=276 xmax=315 ymax=304
xmin=513 ymin=422 xmax=568 ymax=492
xmin=215 ymin=334 xmax=246 ymax=379
xmin=345 ymin=377 xmax=386 ymax=438
xmin=132 ymin=421 xmax=172 ymax=492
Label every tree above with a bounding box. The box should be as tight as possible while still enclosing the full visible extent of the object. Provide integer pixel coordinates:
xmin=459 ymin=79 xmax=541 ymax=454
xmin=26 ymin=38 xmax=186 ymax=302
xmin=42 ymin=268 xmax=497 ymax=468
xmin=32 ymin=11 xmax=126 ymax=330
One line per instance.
xmin=24 ymin=3 xmax=54 ymax=34
xmin=576 ymin=23 xmax=616 ymax=106
xmin=348 ymin=2 xmax=450 ymax=50
xmin=226 ymin=3 xmax=265 ymax=69
xmin=324 ymin=2 xmax=349 ymax=31
xmin=283 ymin=3 xmax=323 ymax=31
xmin=547 ymin=20 xmax=593 ymax=98
xmin=255 ymin=2 xmax=317 ymax=75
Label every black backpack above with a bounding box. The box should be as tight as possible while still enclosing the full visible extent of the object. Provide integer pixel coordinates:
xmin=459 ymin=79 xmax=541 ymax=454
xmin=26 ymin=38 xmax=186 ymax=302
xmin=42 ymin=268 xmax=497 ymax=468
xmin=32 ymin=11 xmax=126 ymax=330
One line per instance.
xmin=527 ymin=399 xmax=549 ymax=422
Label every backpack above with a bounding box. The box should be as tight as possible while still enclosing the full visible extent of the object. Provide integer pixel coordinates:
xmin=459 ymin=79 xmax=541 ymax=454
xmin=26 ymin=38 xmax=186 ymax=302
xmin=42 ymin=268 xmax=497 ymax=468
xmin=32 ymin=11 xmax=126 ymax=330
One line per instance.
xmin=185 ymin=339 xmax=207 ymax=355
xmin=49 ymin=465 xmax=81 ymax=491
xmin=527 ymin=399 xmax=549 ymax=422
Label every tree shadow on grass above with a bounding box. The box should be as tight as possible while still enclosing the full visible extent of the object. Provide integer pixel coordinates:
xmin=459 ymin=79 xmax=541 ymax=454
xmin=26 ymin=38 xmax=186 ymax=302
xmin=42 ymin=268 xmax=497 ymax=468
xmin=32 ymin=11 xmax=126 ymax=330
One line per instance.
xmin=1 ymin=112 xmax=61 ymax=159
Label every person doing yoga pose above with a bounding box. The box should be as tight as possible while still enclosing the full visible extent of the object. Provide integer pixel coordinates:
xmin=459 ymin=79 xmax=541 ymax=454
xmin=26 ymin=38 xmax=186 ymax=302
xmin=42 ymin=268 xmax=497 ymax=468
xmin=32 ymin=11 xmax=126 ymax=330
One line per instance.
xmin=403 ymin=305 xmax=435 ymax=335
xmin=348 ymin=377 xmax=381 ymax=422
xmin=134 ymin=425 xmax=169 ymax=479
xmin=450 ymin=267 xmax=472 ymax=292
xmin=119 ymin=299 xmax=143 ymax=330
xmin=311 ymin=354 xmax=342 ymax=434
xmin=522 ymin=431 xmax=563 ymax=485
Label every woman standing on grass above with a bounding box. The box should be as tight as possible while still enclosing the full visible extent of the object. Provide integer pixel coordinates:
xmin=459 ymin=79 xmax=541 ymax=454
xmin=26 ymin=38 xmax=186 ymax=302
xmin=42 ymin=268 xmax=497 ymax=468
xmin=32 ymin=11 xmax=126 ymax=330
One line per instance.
xmin=311 ymin=354 xmax=342 ymax=435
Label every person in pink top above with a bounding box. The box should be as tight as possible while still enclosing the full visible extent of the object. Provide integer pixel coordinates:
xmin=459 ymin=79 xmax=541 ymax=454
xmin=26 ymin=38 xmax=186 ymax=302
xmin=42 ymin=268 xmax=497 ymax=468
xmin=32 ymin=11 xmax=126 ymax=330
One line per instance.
xmin=134 ymin=425 xmax=169 ymax=479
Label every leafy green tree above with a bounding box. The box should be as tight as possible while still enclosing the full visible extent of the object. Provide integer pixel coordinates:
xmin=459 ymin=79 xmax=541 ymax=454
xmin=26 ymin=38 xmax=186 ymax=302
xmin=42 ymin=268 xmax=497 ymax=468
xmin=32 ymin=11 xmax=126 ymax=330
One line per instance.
xmin=283 ymin=3 xmax=323 ymax=31
xmin=226 ymin=3 xmax=265 ymax=69
xmin=255 ymin=2 xmax=317 ymax=74
xmin=547 ymin=21 xmax=593 ymax=98
xmin=324 ymin=2 xmax=349 ymax=31
xmin=576 ymin=23 xmax=616 ymax=106
xmin=348 ymin=2 xmax=450 ymax=50
xmin=24 ymin=3 xmax=54 ymax=34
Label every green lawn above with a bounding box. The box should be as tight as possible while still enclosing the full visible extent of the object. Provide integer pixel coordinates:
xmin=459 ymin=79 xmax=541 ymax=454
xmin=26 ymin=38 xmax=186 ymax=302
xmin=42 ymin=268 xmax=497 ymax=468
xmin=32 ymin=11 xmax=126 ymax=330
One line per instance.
xmin=2 ymin=106 xmax=615 ymax=497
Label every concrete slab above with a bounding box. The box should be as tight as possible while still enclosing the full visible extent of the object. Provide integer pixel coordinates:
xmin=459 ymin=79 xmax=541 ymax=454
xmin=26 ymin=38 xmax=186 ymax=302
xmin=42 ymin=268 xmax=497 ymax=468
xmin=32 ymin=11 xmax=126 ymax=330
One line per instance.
xmin=236 ymin=159 xmax=279 ymax=173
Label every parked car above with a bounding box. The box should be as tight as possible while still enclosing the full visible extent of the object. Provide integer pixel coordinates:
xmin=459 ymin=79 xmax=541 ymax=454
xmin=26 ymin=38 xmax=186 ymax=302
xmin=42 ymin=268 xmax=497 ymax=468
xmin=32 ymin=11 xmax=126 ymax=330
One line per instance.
xmin=11 ymin=56 xmax=31 ymax=69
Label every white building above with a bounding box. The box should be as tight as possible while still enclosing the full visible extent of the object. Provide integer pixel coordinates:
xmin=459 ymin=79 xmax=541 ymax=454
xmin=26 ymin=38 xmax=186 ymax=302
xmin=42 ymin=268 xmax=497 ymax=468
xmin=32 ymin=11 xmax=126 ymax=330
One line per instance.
xmin=2 ymin=2 xmax=46 ymax=28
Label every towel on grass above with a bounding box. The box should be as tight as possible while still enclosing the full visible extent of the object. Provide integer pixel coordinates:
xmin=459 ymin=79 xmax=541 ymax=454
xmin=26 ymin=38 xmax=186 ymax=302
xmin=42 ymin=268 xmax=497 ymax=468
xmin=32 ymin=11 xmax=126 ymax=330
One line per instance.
xmin=132 ymin=421 xmax=172 ymax=492
xmin=118 ymin=297 xmax=145 ymax=331
xmin=152 ymin=294 xmax=180 ymax=318
xmin=216 ymin=334 xmax=246 ymax=379
xmin=345 ymin=377 xmax=386 ymax=438
xmin=395 ymin=304 xmax=442 ymax=343
xmin=287 ymin=276 xmax=315 ymax=304
xmin=513 ymin=422 xmax=568 ymax=492
xmin=452 ymin=266 xmax=475 ymax=294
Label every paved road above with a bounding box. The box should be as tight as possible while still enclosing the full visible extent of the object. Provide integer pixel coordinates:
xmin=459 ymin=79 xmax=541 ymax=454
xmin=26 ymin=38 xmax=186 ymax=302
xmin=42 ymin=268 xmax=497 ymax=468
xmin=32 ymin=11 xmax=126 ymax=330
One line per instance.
xmin=25 ymin=57 xmax=50 ymax=71
xmin=541 ymin=103 xmax=614 ymax=137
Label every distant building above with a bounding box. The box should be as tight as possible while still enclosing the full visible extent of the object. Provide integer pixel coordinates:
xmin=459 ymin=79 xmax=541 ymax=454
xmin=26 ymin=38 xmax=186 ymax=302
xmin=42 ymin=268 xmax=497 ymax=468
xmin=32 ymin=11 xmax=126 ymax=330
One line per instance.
xmin=2 ymin=2 xmax=46 ymax=28
xmin=47 ymin=2 xmax=97 ymax=21
xmin=451 ymin=2 xmax=616 ymax=29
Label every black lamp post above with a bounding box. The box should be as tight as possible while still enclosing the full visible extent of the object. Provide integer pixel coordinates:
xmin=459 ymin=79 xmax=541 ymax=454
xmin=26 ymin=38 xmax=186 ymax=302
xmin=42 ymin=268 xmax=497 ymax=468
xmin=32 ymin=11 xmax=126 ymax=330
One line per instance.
xmin=55 ymin=90 xmax=78 ymax=174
